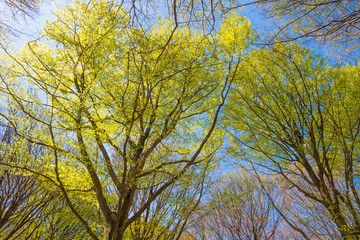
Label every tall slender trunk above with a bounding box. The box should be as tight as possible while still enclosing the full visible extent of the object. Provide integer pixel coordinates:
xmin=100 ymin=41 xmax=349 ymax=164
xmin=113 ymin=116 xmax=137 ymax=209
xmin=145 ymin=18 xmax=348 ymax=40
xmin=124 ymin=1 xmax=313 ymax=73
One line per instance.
xmin=103 ymin=212 xmax=117 ymax=240
xmin=103 ymin=188 xmax=135 ymax=240
xmin=102 ymin=214 xmax=129 ymax=240
xmin=103 ymin=223 xmax=115 ymax=240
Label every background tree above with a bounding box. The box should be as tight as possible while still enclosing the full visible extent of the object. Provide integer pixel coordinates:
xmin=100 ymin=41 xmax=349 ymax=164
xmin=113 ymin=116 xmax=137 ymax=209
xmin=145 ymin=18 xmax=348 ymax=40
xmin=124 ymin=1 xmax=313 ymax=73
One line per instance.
xmin=275 ymin=170 xmax=342 ymax=239
xmin=251 ymin=0 xmax=360 ymax=54
xmin=124 ymin=165 xmax=209 ymax=240
xmin=226 ymin=43 xmax=360 ymax=239
xmin=0 ymin=0 xmax=41 ymax=36
xmin=0 ymin=123 xmax=88 ymax=240
xmin=189 ymin=170 xmax=282 ymax=240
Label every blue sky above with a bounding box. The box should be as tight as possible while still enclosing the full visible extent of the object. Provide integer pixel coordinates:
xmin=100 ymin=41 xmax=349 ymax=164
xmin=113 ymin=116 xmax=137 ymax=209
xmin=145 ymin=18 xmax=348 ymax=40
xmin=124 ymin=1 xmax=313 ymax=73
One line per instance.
xmin=12 ymin=0 xmax=352 ymax=65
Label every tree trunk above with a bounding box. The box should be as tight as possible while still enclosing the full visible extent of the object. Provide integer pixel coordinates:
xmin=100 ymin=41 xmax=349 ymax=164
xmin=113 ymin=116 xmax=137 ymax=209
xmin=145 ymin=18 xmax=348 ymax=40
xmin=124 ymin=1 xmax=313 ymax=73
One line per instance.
xmin=103 ymin=212 xmax=118 ymax=240
xmin=103 ymin=189 xmax=135 ymax=240
xmin=103 ymin=223 xmax=115 ymax=240
xmin=103 ymin=220 xmax=127 ymax=240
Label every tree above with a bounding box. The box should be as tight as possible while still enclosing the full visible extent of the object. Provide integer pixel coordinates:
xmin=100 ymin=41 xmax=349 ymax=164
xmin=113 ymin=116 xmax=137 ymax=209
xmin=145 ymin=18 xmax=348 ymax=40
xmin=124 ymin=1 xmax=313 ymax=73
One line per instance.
xmin=0 ymin=0 xmax=254 ymax=239
xmin=0 ymin=124 xmax=88 ymax=240
xmin=124 ymin=165 xmax=209 ymax=239
xmin=274 ymin=171 xmax=342 ymax=239
xmin=252 ymin=0 xmax=360 ymax=53
xmin=1 ymin=0 xmax=39 ymax=15
xmin=246 ymin=160 xmax=343 ymax=239
xmin=226 ymin=43 xmax=360 ymax=239
xmin=0 ymin=0 xmax=41 ymax=36
xmin=190 ymin=170 xmax=281 ymax=240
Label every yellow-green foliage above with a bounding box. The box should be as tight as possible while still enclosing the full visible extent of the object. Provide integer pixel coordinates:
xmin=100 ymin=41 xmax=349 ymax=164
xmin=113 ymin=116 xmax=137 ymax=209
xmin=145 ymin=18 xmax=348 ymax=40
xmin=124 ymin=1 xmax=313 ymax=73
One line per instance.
xmin=0 ymin=0 xmax=254 ymax=235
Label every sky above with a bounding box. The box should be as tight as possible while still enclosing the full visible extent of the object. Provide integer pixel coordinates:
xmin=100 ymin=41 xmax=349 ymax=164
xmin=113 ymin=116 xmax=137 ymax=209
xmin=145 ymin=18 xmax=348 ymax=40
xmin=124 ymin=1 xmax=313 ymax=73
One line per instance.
xmin=10 ymin=0 xmax=350 ymax=65
xmin=7 ymin=1 xmax=270 ymax=42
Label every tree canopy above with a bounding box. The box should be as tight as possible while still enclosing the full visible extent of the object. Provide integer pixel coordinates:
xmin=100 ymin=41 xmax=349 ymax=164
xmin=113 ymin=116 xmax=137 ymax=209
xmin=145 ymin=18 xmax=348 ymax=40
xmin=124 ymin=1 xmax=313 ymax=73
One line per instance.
xmin=0 ymin=0 xmax=254 ymax=239
xmin=226 ymin=43 xmax=360 ymax=239
xmin=1 ymin=0 xmax=360 ymax=240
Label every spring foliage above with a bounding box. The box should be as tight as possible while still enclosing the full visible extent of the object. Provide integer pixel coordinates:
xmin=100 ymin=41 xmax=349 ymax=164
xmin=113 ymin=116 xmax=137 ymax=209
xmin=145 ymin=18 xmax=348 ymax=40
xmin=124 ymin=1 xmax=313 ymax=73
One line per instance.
xmin=0 ymin=0 xmax=254 ymax=238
